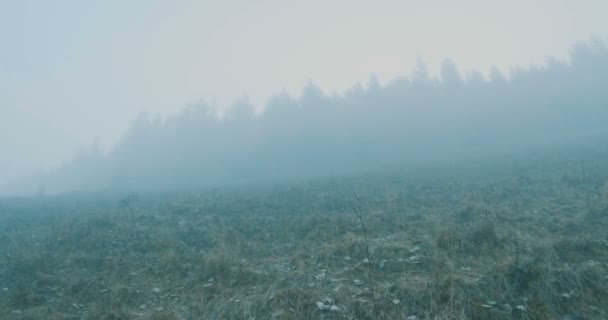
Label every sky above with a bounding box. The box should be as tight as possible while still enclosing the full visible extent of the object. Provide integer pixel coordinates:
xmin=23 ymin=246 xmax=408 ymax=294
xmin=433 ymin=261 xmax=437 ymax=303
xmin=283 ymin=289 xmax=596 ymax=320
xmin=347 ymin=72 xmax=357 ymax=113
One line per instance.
xmin=1 ymin=0 xmax=608 ymax=184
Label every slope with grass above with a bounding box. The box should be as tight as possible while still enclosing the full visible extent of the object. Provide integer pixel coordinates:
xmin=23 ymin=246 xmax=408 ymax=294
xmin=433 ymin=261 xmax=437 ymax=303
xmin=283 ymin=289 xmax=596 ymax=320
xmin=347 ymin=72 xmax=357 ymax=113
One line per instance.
xmin=1 ymin=147 xmax=608 ymax=319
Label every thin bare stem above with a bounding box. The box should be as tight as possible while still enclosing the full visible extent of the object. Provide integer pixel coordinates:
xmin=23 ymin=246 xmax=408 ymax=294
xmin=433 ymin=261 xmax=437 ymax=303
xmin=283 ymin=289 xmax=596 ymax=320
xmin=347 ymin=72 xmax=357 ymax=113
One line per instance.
xmin=349 ymin=193 xmax=380 ymax=315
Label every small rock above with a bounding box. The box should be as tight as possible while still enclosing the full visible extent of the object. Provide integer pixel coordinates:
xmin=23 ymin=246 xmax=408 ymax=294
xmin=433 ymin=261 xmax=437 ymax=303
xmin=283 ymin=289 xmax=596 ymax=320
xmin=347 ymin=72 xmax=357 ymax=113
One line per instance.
xmin=316 ymin=301 xmax=330 ymax=311
xmin=152 ymin=287 xmax=161 ymax=293
xmin=392 ymin=299 xmax=400 ymax=304
xmin=407 ymin=316 xmax=417 ymax=320
xmin=408 ymin=255 xmax=421 ymax=263
xmin=353 ymin=279 xmax=363 ymax=285
xmin=315 ymin=271 xmax=326 ymax=280
xmin=271 ymin=309 xmax=284 ymax=317
xmin=380 ymin=260 xmax=388 ymax=269
xmin=317 ymin=300 xmax=340 ymax=312
xmin=139 ymin=304 xmax=146 ymax=310
xmin=516 ymin=305 xmax=526 ymax=311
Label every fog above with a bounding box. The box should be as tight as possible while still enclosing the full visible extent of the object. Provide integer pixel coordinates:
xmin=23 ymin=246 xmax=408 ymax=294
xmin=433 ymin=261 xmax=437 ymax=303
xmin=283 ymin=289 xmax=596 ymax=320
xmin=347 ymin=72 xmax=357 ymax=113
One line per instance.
xmin=7 ymin=3 xmax=608 ymax=319
xmin=5 ymin=41 xmax=608 ymax=196
xmin=4 ymin=1 xmax=608 ymax=190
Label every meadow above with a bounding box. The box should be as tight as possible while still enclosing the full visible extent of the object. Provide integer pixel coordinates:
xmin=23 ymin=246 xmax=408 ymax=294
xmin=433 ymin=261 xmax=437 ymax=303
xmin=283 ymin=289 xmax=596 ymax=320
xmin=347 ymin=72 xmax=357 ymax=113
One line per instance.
xmin=1 ymin=146 xmax=608 ymax=319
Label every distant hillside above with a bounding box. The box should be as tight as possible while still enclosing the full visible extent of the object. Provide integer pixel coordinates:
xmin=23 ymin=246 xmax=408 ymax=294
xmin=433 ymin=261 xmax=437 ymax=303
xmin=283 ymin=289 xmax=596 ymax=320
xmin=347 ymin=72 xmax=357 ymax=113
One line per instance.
xmin=8 ymin=41 xmax=608 ymax=196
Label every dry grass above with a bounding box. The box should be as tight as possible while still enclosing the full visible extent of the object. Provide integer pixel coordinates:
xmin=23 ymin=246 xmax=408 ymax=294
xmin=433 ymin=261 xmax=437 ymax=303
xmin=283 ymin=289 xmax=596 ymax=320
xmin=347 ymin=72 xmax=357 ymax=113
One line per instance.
xmin=1 ymin=153 xmax=608 ymax=319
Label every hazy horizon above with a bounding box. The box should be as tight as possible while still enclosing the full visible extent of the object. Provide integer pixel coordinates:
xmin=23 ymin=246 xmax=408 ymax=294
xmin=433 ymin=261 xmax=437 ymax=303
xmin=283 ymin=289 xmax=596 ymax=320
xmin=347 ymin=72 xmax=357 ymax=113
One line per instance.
xmin=3 ymin=39 xmax=608 ymax=196
xmin=3 ymin=0 xmax=608 ymax=187
xmin=4 ymin=4 xmax=608 ymax=319
xmin=2 ymin=39 xmax=607 ymax=189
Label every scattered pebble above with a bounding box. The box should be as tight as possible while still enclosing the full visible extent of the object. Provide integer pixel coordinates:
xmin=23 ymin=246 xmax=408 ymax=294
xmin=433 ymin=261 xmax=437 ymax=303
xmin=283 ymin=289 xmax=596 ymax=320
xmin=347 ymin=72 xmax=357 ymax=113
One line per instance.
xmin=407 ymin=255 xmax=421 ymax=263
xmin=321 ymin=297 xmax=334 ymax=305
xmin=271 ymin=309 xmax=284 ymax=317
xmin=316 ymin=299 xmax=340 ymax=312
xmin=379 ymin=260 xmax=388 ymax=268
xmin=315 ymin=270 xmax=327 ymax=280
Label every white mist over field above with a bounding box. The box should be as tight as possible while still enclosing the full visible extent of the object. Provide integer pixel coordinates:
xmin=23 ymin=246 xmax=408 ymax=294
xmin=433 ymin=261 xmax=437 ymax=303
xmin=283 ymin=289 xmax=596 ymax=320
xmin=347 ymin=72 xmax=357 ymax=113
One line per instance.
xmin=2 ymin=1 xmax=608 ymax=195
xmin=5 ymin=4 xmax=608 ymax=319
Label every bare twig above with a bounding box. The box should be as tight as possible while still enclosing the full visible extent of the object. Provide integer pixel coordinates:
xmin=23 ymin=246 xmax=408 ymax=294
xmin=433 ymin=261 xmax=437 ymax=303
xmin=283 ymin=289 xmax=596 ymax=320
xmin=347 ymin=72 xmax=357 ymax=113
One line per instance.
xmin=349 ymin=193 xmax=380 ymax=315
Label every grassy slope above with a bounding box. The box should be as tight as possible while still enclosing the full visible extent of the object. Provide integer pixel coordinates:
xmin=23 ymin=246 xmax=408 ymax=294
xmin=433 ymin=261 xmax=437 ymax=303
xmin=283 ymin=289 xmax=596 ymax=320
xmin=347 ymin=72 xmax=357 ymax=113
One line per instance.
xmin=1 ymin=149 xmax=608 ymax=319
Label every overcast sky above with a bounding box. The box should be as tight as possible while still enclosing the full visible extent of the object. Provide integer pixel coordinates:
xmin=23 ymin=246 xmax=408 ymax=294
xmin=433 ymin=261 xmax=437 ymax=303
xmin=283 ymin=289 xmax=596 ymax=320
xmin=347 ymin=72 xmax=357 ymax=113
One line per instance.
xmin=1 ymin=0 xmax=608 ymax=183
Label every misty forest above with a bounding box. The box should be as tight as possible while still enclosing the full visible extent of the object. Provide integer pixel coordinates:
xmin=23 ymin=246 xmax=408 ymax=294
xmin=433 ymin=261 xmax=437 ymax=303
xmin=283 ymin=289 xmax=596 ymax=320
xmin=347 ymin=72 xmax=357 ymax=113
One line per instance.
xmin=2 ymin=9 xmax=608 ymax=320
